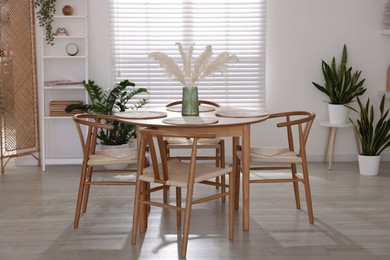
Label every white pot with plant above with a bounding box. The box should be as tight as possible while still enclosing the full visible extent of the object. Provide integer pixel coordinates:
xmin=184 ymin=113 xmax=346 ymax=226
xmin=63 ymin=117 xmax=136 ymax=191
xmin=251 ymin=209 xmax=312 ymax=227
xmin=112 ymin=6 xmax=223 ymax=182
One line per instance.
xmin=312 ymin=44 xmax=366 ymax=124
xmin=348 ymin=95 xmax=390 ymax=176
xmin=65 ymin=80 xmax=149 ymax=169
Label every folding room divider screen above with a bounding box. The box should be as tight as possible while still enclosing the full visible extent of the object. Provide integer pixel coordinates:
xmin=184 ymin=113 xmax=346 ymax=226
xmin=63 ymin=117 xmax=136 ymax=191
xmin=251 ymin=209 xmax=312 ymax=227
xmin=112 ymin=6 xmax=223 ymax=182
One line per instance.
xmin=0 ymin=0 xmax=40 ymax=172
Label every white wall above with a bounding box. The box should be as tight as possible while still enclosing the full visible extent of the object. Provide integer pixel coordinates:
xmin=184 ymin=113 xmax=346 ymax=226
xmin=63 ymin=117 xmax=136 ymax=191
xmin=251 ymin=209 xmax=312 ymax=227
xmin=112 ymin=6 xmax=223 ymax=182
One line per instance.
xmin=38 ymin=0 xmax=390 ymax=163
xmin=262 ymin=0 xmax=390 ymax=161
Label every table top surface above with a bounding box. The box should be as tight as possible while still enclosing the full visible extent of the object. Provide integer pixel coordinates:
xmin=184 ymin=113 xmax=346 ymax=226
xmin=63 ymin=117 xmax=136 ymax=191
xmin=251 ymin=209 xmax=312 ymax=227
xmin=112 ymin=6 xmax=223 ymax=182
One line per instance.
xmin=114 ymin=107 xmax=269 ymax=128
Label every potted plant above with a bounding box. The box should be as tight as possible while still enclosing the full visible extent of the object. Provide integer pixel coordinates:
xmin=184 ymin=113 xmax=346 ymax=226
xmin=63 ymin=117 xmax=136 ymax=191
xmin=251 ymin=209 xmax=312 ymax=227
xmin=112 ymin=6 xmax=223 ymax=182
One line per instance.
xmin=34 ymin=0 xmax=57 ymax=45
xmin=348 ymin=95 xmax=390 ymax=176
xmin=65 ymin=79 xmax=149 ymax=146
xmin=312 ymin=44 xmax=366 ymax=124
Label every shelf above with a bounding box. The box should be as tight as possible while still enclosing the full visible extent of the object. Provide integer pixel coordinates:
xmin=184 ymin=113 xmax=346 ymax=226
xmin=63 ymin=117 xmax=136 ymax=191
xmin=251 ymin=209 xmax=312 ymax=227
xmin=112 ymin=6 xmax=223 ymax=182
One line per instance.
xmin=54 ymin=15 xmax=87 ymax=19
xmin=44 ymin=85 xmax=84 ymax=90
xmin=44 ymin=116 xmax=74 ymax=119
xmin=43 ymin=56 xmax=87 ymax=59
xmin=53 ymin=36 xmax=87 ymax=39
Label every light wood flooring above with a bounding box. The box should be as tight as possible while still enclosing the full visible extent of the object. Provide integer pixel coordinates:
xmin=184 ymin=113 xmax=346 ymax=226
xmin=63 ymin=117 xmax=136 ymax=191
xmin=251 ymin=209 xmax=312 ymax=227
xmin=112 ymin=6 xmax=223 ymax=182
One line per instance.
xmin=0 ymin=161 xmax=390 ymax=260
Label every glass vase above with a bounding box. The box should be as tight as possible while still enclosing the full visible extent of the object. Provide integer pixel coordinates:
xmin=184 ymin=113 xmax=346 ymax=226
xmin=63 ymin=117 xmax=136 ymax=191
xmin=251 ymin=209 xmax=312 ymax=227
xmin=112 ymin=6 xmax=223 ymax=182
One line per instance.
xmin=181 ymin=86 xmax=199 ymax=116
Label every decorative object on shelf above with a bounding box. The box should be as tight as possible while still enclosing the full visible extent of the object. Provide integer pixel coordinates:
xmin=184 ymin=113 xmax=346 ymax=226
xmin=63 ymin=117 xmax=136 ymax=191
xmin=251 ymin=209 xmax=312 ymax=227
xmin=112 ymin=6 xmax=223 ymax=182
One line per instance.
xmin=62 ymin=5 xmax=73 ymax=15
xmin=65 ymin=42 xmax=79 ymax=56
xmin=65 ymin=80 xmax=149 ymax=145
xmin=49 ymin=100 xmax=83 ymax=116
xmin=148 ymin=42 xmax=239 ymax=116
xmin=34 ymin=0 xmax=56 ymax=45
xmin=312 ymin=44 xmax=366 ymax=124
xmin=347 ymin=95 xmax=390 ymax=176
xmin=53 ymin=27 xmax=69 ymax=36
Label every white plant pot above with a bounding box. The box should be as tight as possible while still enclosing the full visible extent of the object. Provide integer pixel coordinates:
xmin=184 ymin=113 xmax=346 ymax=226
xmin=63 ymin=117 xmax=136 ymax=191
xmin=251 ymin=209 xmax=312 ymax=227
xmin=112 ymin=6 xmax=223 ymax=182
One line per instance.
xmin=328 ymin=104 xmax=349 ymax=124
xmin=358 ymin=154 xmax=381 ymax=176
xmin=100 ymin=143 xmax=130 ymax=170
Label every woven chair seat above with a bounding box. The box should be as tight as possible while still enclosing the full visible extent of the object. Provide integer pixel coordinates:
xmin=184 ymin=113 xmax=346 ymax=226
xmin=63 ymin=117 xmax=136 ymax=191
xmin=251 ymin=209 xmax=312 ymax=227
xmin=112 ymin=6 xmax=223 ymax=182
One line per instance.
xmin=165 ymin=137 xmax=222 ymax=145
xmin=89 ymin=148 xmax=138 ymax=166
xmin=141 ymin=159 xmax=232 ymax=187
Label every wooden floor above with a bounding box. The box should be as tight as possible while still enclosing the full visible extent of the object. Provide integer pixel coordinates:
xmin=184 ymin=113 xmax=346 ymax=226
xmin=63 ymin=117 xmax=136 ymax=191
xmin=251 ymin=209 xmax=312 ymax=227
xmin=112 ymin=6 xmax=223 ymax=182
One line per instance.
xmin=0 ymin=161 xmax=390 ymax=260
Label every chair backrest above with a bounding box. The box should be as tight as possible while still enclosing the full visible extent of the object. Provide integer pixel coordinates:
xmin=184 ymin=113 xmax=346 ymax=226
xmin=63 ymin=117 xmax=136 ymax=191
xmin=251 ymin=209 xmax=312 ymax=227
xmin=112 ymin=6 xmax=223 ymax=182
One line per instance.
xmin=73 ymin=114 xmax=117 ymax=158
xmin=268 ymin=111 xmax=316 ymax=157
xmin=137 ymin=128 xmax=216 ymax=183
xmin=165 ymin=99 xmax=220 ymax=108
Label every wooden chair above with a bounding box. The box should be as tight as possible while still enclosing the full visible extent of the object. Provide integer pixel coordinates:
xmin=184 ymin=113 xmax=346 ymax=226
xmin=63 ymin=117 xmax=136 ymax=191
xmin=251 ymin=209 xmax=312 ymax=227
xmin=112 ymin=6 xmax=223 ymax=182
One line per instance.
xmin=164 ymin=100 xmax=226 ymax=201
xmin=131 ymin=128 xmax=234 ymax=258
xmin=72 ymin=113 xmax=138 ymax=228
xmin=236 ymin=111 xmax=316 ymax=224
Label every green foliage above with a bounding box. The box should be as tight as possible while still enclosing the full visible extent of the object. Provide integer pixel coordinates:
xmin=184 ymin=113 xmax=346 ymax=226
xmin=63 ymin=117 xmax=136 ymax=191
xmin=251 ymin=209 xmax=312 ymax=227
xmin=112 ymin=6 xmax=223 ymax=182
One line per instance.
xmin=348 ymin=95 xmax=390 ymax=156
xmin=66 ymin=80 xmax=149 ymax=145
xmin=312 ymin=44 xmax=366 ymax=104
xmin=34 ymin=0 xmax=56 ymax=45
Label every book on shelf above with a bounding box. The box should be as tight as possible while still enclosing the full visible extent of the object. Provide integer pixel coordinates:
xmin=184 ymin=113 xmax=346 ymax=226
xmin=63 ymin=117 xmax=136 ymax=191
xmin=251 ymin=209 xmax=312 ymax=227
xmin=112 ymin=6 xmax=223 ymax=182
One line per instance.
xmin=44 ymin=80 xmax=83 ymax=87
xmin=49 ymin=100 xmax=83 ymax=116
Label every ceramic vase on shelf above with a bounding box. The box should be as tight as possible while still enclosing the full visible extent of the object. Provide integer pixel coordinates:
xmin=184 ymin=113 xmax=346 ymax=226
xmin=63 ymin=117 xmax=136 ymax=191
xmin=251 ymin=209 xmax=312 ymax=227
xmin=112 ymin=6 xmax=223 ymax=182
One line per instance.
xmin=181 ymin=78 xmax=199 ymax=116
xmin=62 ymin=5 xmax=73 ymax=16
xmin=328 ymin=104 xmax=349 ymax=124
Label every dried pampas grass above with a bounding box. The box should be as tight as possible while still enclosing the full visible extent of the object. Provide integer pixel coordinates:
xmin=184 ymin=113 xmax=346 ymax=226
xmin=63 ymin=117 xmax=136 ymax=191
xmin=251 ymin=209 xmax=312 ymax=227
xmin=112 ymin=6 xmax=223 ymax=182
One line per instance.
xmin=148 ymin=42 xmax=239 ymax=86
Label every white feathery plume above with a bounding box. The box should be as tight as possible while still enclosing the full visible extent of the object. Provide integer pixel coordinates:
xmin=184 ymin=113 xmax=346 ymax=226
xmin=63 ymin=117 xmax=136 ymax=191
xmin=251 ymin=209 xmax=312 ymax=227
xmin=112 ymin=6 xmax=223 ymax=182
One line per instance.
xmin=186 ymin=43 xmax=195 ymax=79
xmin=148 ymin=43 xmax=239 ymax=87
xmin=148 ymin=51 xmax=185 ymax=84
xmin=198 ymin=52 xmax=239 ymax=82
xmin=175 ymin=42 xmax=188 ymax=78
xmin=192 ymin=45 xmax=213 ymax=84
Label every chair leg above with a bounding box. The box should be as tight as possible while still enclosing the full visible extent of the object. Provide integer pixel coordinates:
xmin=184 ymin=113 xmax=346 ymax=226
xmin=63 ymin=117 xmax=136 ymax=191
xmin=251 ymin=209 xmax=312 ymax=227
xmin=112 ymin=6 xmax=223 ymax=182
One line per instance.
xmin=131 ymin=178 xmax=142 ymax=244
xmin=163 ymin=186 xmax=169 ymax=203
xmin=176 ymin=187 xmax=182 ymax=228
xmin=74 ymin=164 xmax=88 ymax=229
xmin=291 ymin=163 xmax=301 ymax=209
xmin=301 ymin=162 xmax=314 ymax=224
xmin=181 ymin=183 xmax=195 ymax=258
xmin=82 ymin=167 xmax=93 ymax=213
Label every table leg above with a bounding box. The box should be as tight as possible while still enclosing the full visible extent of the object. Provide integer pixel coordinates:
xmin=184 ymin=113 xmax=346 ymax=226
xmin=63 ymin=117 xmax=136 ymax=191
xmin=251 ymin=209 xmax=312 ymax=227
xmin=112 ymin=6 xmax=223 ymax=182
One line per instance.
xmin=232 ymin=137 xmax=240 ymax=210
xmin=242 ymin=125 xmax=250 ymax=231
xmin=328 ymin=127 xmax=337 ymax=170
xmin=323 ymin=128 xmax=331 ymax=162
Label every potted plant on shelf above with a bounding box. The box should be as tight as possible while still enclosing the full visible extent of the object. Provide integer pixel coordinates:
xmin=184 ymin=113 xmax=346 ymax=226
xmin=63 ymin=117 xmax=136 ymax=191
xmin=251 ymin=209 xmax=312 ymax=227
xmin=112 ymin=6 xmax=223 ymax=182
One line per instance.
xmin=312 ymin=44 xmax=366 ymax=124
xmin=348 ymin=95 xmax=390 ymax=176
xmin=34 ymin=0 xmax=57 ymax=45
xmin=65 ymin=79 xmax=149 ymax=146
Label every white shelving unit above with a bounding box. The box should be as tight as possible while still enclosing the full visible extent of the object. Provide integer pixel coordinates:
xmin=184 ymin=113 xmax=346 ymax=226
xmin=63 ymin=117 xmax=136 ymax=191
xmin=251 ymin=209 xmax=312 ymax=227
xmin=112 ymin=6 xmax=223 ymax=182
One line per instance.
xmin=40 ymin=0 xmax=88 ymax=171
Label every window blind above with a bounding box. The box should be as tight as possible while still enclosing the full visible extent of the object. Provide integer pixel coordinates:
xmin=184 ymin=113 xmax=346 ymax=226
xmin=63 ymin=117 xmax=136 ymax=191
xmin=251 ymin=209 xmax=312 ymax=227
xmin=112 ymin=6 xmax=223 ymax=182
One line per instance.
xmin=109 ymin=0 xmax=266 ymax=109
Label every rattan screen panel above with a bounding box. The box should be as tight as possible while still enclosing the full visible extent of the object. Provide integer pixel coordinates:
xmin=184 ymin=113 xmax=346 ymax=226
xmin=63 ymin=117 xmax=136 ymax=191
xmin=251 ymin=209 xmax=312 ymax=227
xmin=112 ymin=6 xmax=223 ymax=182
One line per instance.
xmin=0 ymin=0 xmax=39 ymax=169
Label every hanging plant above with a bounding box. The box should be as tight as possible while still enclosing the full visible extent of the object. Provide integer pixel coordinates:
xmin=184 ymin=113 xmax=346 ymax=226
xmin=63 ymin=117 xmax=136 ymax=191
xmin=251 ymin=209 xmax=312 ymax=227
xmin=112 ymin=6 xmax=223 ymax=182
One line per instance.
xmin=34 ymin=0 xmax=57 ymax=45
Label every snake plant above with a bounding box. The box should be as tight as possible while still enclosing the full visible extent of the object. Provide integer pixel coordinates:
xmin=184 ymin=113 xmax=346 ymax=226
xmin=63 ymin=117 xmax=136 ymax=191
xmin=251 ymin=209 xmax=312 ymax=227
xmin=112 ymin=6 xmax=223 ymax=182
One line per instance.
xmin=312 ymin=44 xmax=366 ymax=104
xmin=348 ymin=95 xmax=390 ymax=156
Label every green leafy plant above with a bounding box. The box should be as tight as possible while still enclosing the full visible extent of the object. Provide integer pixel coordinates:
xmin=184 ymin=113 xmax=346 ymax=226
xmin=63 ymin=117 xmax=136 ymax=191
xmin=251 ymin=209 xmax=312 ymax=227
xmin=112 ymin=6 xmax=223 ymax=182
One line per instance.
xmin=312 ymin=44 xmax=366 ymax=104
xmin=34 ymin=0 xmax=57 ymax=45
xmin=65 ymin=80 xmax=149 ymax=145
xmin=348 ymin=95 xmax=390 ymax=156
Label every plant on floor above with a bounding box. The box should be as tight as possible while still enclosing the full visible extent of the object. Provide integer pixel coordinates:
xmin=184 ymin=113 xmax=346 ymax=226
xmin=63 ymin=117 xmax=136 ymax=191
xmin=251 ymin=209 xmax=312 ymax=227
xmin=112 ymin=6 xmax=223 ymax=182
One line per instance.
xmin=65 ymin=80 xmax=149 ymax=145
xmin=312 ymin=44 xmax=366 ymax=104
xmin=34 ymin=0 xmax=57 ymax=45
xmin=348 ymin=95 xmax=390 ymax=156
